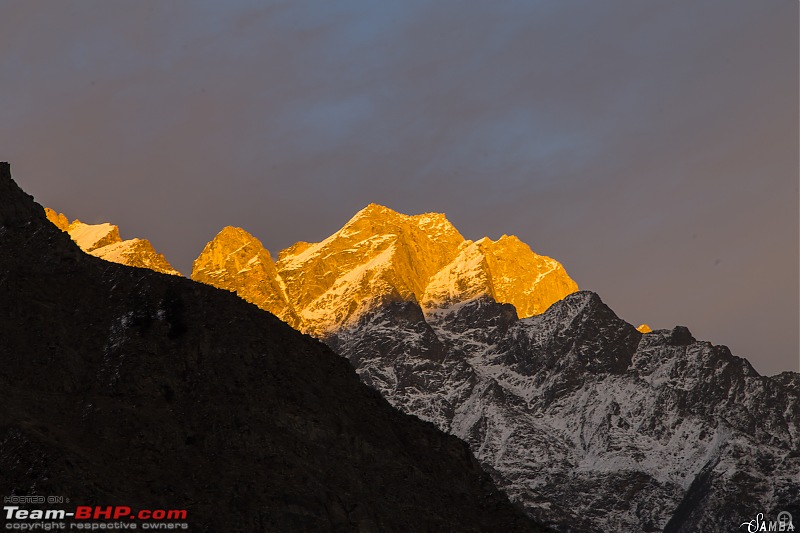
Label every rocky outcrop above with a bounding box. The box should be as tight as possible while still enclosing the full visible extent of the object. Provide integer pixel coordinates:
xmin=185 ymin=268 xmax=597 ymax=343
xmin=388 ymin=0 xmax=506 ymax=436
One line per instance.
xmin=191 ymin=226 xmax=300 ymax=328
xmin=43 ymin=208 xmax=69 ymax=231
xmin=274 ymin=203 xmax=466 ymax=335
xmin=421 ymin=235 xmax=578 ymax=317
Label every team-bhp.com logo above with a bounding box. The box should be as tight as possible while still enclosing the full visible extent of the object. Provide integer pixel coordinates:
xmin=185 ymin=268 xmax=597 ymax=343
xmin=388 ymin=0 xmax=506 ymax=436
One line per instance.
xmin=4 ymin=505 xmax=188 ymax=529
xmin=740 ymin=511 xmax=794 ymax=532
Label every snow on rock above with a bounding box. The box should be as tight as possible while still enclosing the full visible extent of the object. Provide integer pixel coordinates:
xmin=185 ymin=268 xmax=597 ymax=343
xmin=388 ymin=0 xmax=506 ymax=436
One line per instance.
xmin=44 ymin=208 xmax=180 ymax=276
xmin=274 ymin=204 xmax=465 ymax=336
xmin=191 ymin=226 xmax=300 ymax=328
xmin=67 ymin=221 xmax=121 ymax=252
xmin=92 ymin=239 xmax=181 ymax=276
xmin=423 ymin=234 xmax=577 ymax=318
xmin=327 ymin=291 xmax=800 ymax=533
xmin=209 ymin=203 xmax=579 ymax=336
xmin=178 ymin=202 xmax=797 ymax=531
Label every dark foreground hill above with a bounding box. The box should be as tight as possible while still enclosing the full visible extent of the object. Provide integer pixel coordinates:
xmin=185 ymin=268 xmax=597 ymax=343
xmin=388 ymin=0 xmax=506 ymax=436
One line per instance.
xmin=0 ymin=162 xmax=545 ymax=532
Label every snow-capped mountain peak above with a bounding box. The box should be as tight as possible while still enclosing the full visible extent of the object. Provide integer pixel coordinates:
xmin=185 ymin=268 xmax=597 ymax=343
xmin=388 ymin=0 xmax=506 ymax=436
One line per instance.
xmin=44 ymin=208 xmax=180 ymax=276
xmin=193 ymin=204 xmax=578 ymax=336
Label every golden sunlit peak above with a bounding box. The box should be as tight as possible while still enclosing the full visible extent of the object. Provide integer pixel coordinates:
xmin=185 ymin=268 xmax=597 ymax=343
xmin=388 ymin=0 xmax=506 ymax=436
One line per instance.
xmin=336 ymin=203 xmax=409 ymax=236
xmin=213 ymin=225 xmax=264 ymax=246
xmin=473 ymin=234 xmax=525 ymax=248
xmin=43 ymin=207 xmax=181 ymax=276
xmin=349 ymin=203 xmax=400 ymax=221
xmin=496 ymin=234 xmax=522 ymax=244
xmin=422 ymin=232 xmax=578 ymax=317
xmin=347 ymin=204 xmax=460 ymax=235
xmin=190 ymin=203 xmax=579 ymax=336
xmin=44 ymin=208 xmax=69 ymax=231
xmin=277 ymin=241 xmax=313 ymax=263
xmin=191 ymin=224 xmax=300 ymax=328
xmin=193 ymin=225 xmax=273 ymax=271
xmin=360 ymin=202 xmax=395 ymax=213
xmin=637 ymin=324 xmax=653 ymax=333
xmin=341 ymin=203 xmax=461 ymax=240
xmin=270 ymin=203 xmax=465 ymax=334
xmin=216 ymin=225 xmax=251 ymax=236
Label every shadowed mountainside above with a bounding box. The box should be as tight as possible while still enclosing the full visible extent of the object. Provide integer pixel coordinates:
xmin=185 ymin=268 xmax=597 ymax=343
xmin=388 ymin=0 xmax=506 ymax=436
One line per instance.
xmin=326 ymin=294 xmax=800 ymax=532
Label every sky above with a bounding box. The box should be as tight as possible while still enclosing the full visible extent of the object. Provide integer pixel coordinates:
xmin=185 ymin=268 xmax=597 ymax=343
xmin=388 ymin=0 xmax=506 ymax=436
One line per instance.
xmin=1 ymin=0 xmax=797 ymax=375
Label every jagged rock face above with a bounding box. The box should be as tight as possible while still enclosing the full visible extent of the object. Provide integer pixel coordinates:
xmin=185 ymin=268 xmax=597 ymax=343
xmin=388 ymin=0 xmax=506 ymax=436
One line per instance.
xmin=67 ymin=220 xmax=121 ymax=251
xmin=327 ymin=291 xmax=800 ymax=533
xmin=421 ymin=235 xmax=579 ymax=317
xmin=191 ymin=203 xmax=578 ymax=336
xmin=43 ymin=208 xmax=69 ymax=231
xmin=44 ymin=208 xmax=180 ymax=276
xmin=91 ymin=239 xmax=178 ymax=274
xmin=191 ymin=226 xmax=301 ymax=328
xmin=0 ymin=162 xmax=544 ymax=532
xmin=275 ymin=204 xmax=466 ymax=335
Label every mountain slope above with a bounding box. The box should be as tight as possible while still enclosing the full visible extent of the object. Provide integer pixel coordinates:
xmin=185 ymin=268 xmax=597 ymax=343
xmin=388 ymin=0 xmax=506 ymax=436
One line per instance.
xmin=326 ymin=293 xmax=800 ymax=532
xmin=421 ymin=234 xmax=578 ymax=316
xmin=44 ymin=208 xmax=180 ymax=276
xmin=275 ymin=203 xmax=466 ymax=335
xmin=191 ymin=226 xmax=301 ymax=328
xmin=0 ymin=163 xmax=544 ymax=532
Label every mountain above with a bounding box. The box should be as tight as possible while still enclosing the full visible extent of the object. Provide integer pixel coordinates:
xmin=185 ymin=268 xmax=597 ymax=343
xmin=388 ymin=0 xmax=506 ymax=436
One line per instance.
xmin=326 ymin=293 xmax=800 ymax=532
xmin=186 ymin=204 xmax=799 ymax=532
xmin=44 ymin=208 xmax=181 ymax=276
xmin=0 ymin=163 xmax=545 ymax=532
xmin=191 ymin=226 xmax=300 ymax=327
xmin=420 ymin=234 xmax=576 ymax=317
xmin=192 ymin=203 xmax=578 ymax=337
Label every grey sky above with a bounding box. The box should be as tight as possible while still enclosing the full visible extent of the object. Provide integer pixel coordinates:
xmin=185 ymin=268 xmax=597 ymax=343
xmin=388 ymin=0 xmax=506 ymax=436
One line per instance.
xmin=2 ymin=0 xmax=797 ymax=374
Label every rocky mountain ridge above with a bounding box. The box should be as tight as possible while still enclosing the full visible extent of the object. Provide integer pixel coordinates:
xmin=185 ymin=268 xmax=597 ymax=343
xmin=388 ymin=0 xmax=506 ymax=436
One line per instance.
xmin=44 ymin=207 xmax=181 ymax=275
xmin=326 ymin=293 xmax=800 ymax=532
xmin=192 ymin=203 xmax=579 ymax=336
xmin=185 ymin=204 xmax=799 ymax=532
xmin=190 ymin=225 xmax=301 ymax=327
